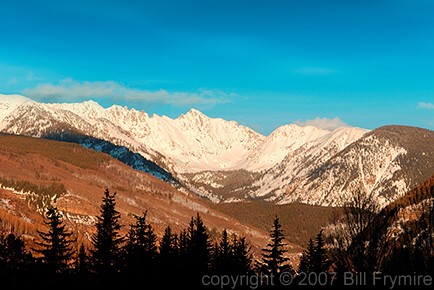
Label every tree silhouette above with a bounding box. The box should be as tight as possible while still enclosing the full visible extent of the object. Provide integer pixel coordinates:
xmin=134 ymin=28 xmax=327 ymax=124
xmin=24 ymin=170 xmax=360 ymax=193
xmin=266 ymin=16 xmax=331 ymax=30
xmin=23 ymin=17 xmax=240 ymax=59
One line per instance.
xmin=298 ymin=232 xmax=330 ymax=274
xmin=159 ymin=225 xmax=180 ymax=286
xmin=124 ymin=211 xmax=157 ymax=278
xmin=91 ymin=189 xmax=123 ymax=280
xmin=0 ymin=232 xmax=34 ymax=286
xmin=178 ymin=228 xmax=189 ymax=263
xmin=331 ymin=189 xmax=379 ymax=272
xmin=312 ymin=230 xmax=331 ymax=273
xmin=33 ymin=206 xmax=75 ymax=275
xmin=213 ymin=229 xmax=233 ymax=274
xmin=188 ymin=213 xmax=212 ymax=283
xmin=261 ymin=215 xmax=294 ymax=278
xmin=232 ymin=235 xmax=252 ymax=274
xmin=298 ymin=238 xmax=315 ymax=273
xmin=159 ymin=225 xmax=179 ymax=269
xmin=75 ymin=244 xmax=90 ymax=285
xmin=176 ymin=227 xmax=191 ymax=285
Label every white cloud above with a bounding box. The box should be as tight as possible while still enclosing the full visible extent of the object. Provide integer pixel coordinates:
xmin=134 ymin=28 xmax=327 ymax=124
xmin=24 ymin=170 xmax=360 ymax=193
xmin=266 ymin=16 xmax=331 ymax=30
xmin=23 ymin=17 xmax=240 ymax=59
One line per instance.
xmin=294 ymin=117 xmax=348 ymax=131
xmin=294 ymin=67 xmax=337 ymax=75
xmin=22 ymin=78 xmax=232 ymax=106
xmin=417 ymin=102 xmax=434 ymax=110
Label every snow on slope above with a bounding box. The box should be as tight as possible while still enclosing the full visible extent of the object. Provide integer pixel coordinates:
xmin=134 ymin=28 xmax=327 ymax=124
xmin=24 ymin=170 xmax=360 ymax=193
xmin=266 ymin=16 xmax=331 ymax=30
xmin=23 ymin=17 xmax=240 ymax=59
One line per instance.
xmin=5 ymin=94 xmax=401 ymax=207
xmin=0 ymin=94 xmax=265 ymax=172
xmin=276 ymin=134 xmax=408 ymax=207
xmin=1 ymin=94 xmax=346 ymax=175
xmin=251 ymin=127 xmax=369 ymax=200
xmin=0 ymin=94 xmax=34 ymax=127
xmin=237 ymin=124 xmax=329 ymax=171
xmin=170 ymin=109 xmax=265 ymax=171
xmin=262 ymin=124 xmax=434 ymax=208
xmin=55 ymin=103 xmax=265 ymax=172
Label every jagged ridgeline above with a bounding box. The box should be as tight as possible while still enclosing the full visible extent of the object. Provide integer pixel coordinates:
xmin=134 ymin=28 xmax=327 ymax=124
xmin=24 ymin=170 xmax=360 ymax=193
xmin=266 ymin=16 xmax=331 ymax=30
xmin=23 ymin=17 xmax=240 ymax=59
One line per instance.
xmin=1 ymin=95 xmax=433 ymax=207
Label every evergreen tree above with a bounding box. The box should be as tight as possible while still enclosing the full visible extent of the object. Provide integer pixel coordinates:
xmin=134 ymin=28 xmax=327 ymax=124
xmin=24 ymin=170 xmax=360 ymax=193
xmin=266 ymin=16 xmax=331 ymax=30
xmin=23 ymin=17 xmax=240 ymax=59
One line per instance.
xmin=124 ymin=211 xmax=158 ymax=276
xmin=177 ymin=228 xmax=191 ymax=285
xmin=158 ymin=225 xmax=181 ymax=287
xmin=190 ymin=213 xmax=212 ymax=274
xmin=312 ymin=230 xmax=331 ymax=273
xmin=298 ymin=238 xmax=315 ymax=273
xmin=1 ymin=233 xmax=33 ymax=272
xmin=159 ymin=225 xmax=179 ymax=268
xmin=232 ymin=236 xmax=253 ymax=274
xmin=178 ymin=228 xmax=190 ymax=263
xmin=91 ymin=189 xmax=123 ymax=279
xmin=213 ymin=229 xmax=233 ymax=274
xmin=186 ymin=213 xmax=212 ymax=284
xmin=33 ymin=206 xmax=75 ymax=275
xmin=261 ymin=215 xmax=294 ymax=278
xmin=0 ymin=232 xmax=34 ymax=287
xmin=75 ymin=244 xmax=90 ymax=284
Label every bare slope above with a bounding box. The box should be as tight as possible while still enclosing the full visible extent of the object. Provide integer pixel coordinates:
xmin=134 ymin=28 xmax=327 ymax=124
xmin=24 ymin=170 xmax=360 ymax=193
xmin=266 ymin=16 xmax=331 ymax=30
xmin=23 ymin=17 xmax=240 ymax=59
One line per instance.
xmin=0 ymin=134 xmax=274 ymax=252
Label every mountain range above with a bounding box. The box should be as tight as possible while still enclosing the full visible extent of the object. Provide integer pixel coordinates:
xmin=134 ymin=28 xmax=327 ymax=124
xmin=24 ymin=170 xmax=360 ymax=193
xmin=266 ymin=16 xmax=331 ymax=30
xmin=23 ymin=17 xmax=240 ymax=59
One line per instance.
xmin=1 ymin=94 xmax=433 ymax=208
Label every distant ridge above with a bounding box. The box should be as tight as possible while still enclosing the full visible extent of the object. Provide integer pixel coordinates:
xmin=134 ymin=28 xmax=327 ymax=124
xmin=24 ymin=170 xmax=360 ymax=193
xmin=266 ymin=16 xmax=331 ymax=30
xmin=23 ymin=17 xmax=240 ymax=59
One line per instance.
xmin=44 ymin=131 xmax=179 ymax=185
xmin=1 ymin=94 xmax=433 ymax=208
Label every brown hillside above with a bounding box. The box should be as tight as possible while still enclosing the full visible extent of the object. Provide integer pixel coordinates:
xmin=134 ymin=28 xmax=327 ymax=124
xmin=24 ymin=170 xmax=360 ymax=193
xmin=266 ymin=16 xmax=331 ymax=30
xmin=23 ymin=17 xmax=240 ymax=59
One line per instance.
xmin=0 ymin=134 xmax=286 ymax=254
xmin=212 ymin=201 xmax=340 ymax=247
xmin=384 ymin=173 xmax=434 ymax=214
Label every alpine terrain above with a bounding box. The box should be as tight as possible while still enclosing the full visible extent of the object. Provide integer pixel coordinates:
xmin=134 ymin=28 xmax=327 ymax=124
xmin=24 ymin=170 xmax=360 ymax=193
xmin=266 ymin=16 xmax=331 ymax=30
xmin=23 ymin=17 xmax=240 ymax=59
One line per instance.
xmin=1 ymin=94 xmax=433 ymax=208
xmin=0 ymin=133 xmax=271 ymax=251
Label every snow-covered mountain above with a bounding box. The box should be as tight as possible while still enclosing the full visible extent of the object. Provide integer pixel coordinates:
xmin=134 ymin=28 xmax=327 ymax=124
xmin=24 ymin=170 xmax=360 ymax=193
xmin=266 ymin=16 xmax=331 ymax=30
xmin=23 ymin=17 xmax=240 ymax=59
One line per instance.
xmin=1 ymin=94 xmax=432 ymax=208
xmin=53 ymin=101 xmax=266 ymax=172
xmin=236 ymin=124 xmax=330 ymax=171
xmin=0 ymin=94 xmax=264 ymax=173
xmin=0 ymin=94 xmax=341 ymax=174
xmin=257 ymin=126 xmax=434 ymax=207
xmin=180 ymin=126 xmax=368 ymax=203
xmin=251 ymin=126 xmax=369 ymax=201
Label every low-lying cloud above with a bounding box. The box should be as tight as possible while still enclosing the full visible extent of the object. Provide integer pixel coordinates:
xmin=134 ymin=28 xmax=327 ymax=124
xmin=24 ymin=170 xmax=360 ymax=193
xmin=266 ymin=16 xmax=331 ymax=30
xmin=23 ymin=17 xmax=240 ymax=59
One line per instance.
xmin=294 ymin=117 xmax=348 ymax=131
xmin=22 ymin=78 xmax=232 ymax=106
xmin=418 ymin=102 xmax=434 ymax=110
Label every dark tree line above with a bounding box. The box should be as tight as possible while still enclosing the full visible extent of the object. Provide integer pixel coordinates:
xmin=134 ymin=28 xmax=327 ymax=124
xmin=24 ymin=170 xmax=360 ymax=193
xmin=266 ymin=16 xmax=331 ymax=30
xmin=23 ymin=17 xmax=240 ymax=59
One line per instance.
xmin=0 ymin=189 xmax=257 ymax=288
xmin=298 ymin=230 xmax=331 ymax=274
xmin=322 ymin=189 xmax=434 ymax=287
xmin=1 ymin=186 xmax=433 ymax=288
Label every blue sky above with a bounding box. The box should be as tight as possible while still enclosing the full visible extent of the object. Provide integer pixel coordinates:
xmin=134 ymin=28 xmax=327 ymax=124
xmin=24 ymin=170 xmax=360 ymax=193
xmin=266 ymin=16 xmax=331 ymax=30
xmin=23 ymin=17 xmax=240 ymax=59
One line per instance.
xmin=1 ymin=0 xmax=433 ymax=134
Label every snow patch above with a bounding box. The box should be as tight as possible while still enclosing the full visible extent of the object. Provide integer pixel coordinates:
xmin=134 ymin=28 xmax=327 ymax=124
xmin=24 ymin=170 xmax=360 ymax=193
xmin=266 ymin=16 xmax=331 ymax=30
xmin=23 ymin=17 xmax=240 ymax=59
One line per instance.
xmin=0 ymin=198 xmax=13 ymax=211
xmin=65 ymin=212 xmax=97 ymax=226
xmin=171 ymin=194 xmax=210 ymax=212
